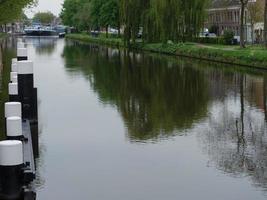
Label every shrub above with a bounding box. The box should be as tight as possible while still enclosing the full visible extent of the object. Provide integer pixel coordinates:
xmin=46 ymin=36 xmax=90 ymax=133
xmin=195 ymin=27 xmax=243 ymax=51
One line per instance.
xmin=223 ymin=30 xmax=235 ymax=45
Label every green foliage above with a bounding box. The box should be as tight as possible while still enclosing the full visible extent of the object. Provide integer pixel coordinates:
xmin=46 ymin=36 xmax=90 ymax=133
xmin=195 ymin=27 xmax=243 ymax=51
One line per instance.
xmin=120 ymin=0 xmax=210 ymax=44
xmin=193 ymin=37 xmax=225 ymax=45
xmin=61 ymin=0 xmax=119 ymax=32
xmin=33 ymin=11 xmax=55 ymax=24
xmin=66 ymin=33 xmax=123 ymax=46
xmin=61 ymin=0 xmax=210 ymax=44
xmin=223 ymin=30 xmax=235 ymax=45
xmin=0 ymin=0 xmax=36 ymax=25
xmin=67 ymin=33 xmax=267 ymax=69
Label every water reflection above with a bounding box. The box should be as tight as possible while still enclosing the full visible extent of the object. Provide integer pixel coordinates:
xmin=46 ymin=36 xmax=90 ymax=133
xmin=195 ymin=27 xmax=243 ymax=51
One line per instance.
xmin=24 ymin=37 xmax=57 ymax=55
xmin=62 ymin=41 xmax=267 ymax=195
xmin=198 ymin=73 xmax=267 ymax=191
xmin=63 ymin=41 xmax=209 ymax=142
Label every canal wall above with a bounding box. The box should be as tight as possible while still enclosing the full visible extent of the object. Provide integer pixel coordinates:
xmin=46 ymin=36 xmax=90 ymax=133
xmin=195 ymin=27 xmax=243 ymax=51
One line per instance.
xmin=66 ymin=33 xmax=267 ymax=70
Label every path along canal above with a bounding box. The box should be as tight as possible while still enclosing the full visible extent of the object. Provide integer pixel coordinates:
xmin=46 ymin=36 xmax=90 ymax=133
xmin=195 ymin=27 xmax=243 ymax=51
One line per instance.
xmin=1 ymin=37 xmax=267 ymax=200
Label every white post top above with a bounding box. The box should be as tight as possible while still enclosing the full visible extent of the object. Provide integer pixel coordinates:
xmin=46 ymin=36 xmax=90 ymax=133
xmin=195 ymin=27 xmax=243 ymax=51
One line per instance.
xmin=6 ymin=117 xmax=22 ymax=137
xmin=12 ymin=58 xmax=17 ymax=65
xmin=5 ymin=102 xmax=22 ymax=118
xmin=17 ymin=60 xmax=34 ymax=74
xmin=17 ymin=42 xmax=25 ymax=48
xmin=11 ymin=75 xmax=18 ymax=83
xmin=11 ymin=63 xmax=18 ymax=72
xmin=0 ymin=140 xmax=23 ymax=166
xmin=8 ymin=83 xmax=18 ymax=95
xmin=17 ymin=48 xmax=27 ymax=57
xmin=10 ymin=72 xmax=17 ymax=80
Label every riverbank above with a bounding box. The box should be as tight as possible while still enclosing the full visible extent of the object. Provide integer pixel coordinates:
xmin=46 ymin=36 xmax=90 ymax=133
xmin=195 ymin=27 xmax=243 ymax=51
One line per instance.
xmin=66 ymin=33 xmax=267 ymax=70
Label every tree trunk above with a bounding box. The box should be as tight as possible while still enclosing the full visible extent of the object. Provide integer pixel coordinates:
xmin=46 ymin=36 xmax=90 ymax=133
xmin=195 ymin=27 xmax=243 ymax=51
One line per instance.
xmin=118 ymin=21 xmax=121 ymax=38
xmin=251 ymin=22 xmax=254 ymax=45
xmin=264 ymin=0 xmax=267 ymax=47
xmin=240 ymin=3 xmax=245 ymax=48
xmin=106 ymin=26 xmax=108 ymax=38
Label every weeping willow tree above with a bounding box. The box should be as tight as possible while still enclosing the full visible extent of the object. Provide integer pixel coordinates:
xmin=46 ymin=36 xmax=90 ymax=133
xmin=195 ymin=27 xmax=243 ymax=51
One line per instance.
xmin=120 ymin=0 xmax=210 ymax=44
xmin=120 ymin=0 xmax=148 ymax=45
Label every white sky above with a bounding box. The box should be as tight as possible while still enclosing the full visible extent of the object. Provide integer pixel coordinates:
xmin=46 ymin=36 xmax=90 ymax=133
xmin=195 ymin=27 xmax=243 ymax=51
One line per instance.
xmin=25 ymin=0 xmax=64 ymax=18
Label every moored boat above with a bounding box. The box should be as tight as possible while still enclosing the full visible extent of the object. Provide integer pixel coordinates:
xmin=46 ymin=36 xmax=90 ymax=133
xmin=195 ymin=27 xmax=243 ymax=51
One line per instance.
xmin=24 ymin=26 xmax=58 ymax=36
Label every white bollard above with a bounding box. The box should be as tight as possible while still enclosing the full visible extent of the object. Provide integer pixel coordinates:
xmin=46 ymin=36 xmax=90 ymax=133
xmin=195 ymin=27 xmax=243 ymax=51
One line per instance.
xmin=11 ymin=75 xmax=17 ymax=83
xmin=8 ymin=83 xmax=18 ymax=95
xmin=17 ymin=48 xmax=27 ymax=61
xmin=11 ymin=63 xmax=18 ymax=72
xmin=0 ymin=140 xmax=24 ymax=199
xmin=17 ymin=60 xmax=35 ymax=119
xmin=8 ymin=83 xmax=19 ymax=102
xmin=12 ymin=58 xmax=17 ymax=65
xmin=0 ymin=140 xmax=23 ymax=166
xmin=17 ymin=60 xmax=34 ymax=75
xmin=6 ymin=117 xmax=22 ymax=139
xmin=17 ymin=42 xmax=25 ymax=49
xmin=17 ymin=38 xmax=23 ymax=43
xmin=10 ymin=72 xmax=17 ymax=80
xmin=5 ymin=102 xmax=22 ymax=118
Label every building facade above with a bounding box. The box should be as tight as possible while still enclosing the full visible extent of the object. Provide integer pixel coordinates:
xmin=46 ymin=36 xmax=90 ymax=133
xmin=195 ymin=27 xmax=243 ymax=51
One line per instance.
xmin=205 ymin=0 xmax=256 ymax=42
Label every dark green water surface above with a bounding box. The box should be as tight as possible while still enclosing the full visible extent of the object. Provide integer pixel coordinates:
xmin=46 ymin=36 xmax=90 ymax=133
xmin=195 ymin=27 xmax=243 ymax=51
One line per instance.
xmin=2 ymin=37 xmax=267 ymax=200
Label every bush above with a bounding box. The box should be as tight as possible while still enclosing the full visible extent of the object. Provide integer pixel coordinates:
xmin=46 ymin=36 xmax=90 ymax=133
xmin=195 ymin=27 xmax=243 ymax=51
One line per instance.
xmin=192 ymin=37 xmax=224 ymax=45
xmin=223 ymin=30 xmax=235 ymax=45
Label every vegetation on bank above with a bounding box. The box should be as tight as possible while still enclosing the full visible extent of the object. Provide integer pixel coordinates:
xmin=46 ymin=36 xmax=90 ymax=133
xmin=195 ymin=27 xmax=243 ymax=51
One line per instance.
xmin=0 ymin=33 xmax=7 ymax=39
xmin=61 ymin=0 xmax=209 ymax=45
xmin=66 ymin=33 xmax=267 ymax=69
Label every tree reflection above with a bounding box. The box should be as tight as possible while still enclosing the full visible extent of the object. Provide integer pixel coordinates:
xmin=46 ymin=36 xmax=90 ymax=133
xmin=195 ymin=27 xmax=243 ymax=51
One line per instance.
xmin=198 ymin=73 xmax=267 ymax=190
xmin=63 ymin=41 xmax=267 ymax=190
xmin=63 ymin=41 xmax=209 ymax=142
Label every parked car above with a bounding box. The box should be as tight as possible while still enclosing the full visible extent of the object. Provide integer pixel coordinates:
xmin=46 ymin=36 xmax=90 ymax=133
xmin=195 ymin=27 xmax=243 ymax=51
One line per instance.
xmin=109 ymin=28 xmax=118 ymax=34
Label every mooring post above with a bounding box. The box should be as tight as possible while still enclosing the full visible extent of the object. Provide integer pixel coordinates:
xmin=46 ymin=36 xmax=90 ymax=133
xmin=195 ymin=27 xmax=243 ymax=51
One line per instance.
xmin=17 ymin=60 xmax=35 ymax=120
xmin=17 ymin=42 xmax=25 ymax=49
xmin=17 ymin=48 xmax=28 ymax=61
xmin=11 ymin=63 xmax=18 ymax=73
xmin=6 ymin=117 xmax=23 ymax=140
xmin=12 ymin=58 xmax=17 ymax=65
xmin=5 ymin=102 xmax=22 ymax=118
xmin=11 ymin=75 xmax=18 ymax=83
xmin=8 ymin=83 xmax=19 ymax=102
xmin=0 ymin=140 xmax=24 ymax=200
xmin=10 ymin=72 xmax=17 ymax=82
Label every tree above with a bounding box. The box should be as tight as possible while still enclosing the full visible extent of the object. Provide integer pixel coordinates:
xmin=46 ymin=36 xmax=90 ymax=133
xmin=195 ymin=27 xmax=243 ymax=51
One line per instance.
xmin=99 ymin=0 xmax=119 ymax=37
xmin=247 ymin=0 xmax=264 ymax=44
xmin=60 ymin=0 xmax=81 ymax=27
xmin=33 ymin=11 xmax=55 ymax=25
xmin=0 ymin=0 xmax=36 ymax=26
xmin=264 ymin=0 xmax=267 ymax=47
xmin=239 ymin=0 xmax=249 ymax=48
xmin=61 ymin=0 xmax=210 ymax=44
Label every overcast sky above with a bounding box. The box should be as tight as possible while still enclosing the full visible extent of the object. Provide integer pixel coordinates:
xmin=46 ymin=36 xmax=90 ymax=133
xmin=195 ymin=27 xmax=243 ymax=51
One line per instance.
xmin=25 ymin=0 xmax=64 ymax=18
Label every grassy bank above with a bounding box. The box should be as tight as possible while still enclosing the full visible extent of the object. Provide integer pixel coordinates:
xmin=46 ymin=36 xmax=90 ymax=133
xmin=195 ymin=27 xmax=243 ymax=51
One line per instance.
xmin=66 ymin=33 xmax=267 ymax=69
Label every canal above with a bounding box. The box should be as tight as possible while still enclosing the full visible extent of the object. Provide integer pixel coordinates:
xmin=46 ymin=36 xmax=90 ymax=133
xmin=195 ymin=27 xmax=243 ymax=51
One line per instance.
xmin=2 ymin=37 xmax=267 ymax=200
